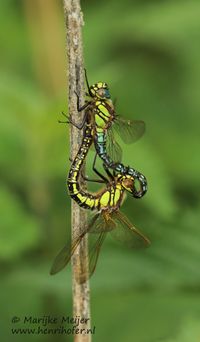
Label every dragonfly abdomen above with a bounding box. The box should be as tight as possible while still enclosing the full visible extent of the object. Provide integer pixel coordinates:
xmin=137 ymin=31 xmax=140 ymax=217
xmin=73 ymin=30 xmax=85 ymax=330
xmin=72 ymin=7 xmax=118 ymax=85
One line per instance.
xmin=67 ymin=124 xmax=98 ymax=210
xmin=94 ymin=127 xmax=148 ymax=198
xmin=67 ymin=123 xmax=121 ymax=211
xmin=94 ymin=130 xmax=115 ymax=166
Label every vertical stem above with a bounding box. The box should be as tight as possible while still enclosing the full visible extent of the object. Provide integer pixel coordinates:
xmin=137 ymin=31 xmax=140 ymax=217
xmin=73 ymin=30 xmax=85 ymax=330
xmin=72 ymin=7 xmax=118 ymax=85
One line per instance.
xmin=63 ymin=1 xmax=91 ymax=341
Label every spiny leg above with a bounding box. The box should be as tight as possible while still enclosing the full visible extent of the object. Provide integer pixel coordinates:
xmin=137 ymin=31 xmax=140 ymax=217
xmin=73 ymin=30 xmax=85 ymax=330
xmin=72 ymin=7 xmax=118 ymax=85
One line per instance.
xmin=74 ymin=90 xmax=90 ymax=112
xmin=103 ymin=163 xmax=115 ymax=181
xmin=81 ymin=172 xmax=106 ymax=184
xmin=84 ymin=68 xmax=93 ymax=97
xmin=58 ymin=111 xmax=68 ymax=124
xmin=59 ymin=110 xmax=88 ymax=130
xmin=92 ymin=153 xmax=109 ymax=183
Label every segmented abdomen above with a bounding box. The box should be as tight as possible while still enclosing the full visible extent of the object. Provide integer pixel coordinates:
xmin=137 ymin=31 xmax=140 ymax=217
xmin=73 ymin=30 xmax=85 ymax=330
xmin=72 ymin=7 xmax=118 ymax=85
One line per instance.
xmin=93 ymin=102 xmax=148 ymax=198
xmin=67 ymin=124 xmax=123 ymax=211
xmin=67 ymin=125 xmax=97 ymax=210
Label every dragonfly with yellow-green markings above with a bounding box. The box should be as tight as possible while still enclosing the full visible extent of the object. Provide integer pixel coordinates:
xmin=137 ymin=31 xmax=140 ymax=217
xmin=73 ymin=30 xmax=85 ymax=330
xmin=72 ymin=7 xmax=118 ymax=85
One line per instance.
xmin=50 ymin=117 xmax=150 ymax=283
xmin=62 ymin=70 xmax=147 ymax=198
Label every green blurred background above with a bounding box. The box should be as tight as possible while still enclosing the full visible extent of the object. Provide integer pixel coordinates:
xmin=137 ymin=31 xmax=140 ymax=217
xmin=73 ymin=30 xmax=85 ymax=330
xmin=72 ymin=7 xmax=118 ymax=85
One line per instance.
xmin=1 ymin=0 xmax=200 ymax=341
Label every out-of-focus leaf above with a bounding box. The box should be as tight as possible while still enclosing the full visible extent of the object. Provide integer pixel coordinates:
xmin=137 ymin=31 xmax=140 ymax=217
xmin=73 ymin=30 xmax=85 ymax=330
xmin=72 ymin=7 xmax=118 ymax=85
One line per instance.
xmin=162 ymin=317 xmax=200 ymax=342
xmin=0 ymin=185 xmax=41 ymax=260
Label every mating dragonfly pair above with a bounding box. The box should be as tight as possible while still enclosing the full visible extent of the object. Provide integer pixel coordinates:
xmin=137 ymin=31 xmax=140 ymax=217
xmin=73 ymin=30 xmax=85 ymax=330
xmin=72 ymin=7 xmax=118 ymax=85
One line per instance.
xmin=50 ymin=70 xmax=150 ymax=283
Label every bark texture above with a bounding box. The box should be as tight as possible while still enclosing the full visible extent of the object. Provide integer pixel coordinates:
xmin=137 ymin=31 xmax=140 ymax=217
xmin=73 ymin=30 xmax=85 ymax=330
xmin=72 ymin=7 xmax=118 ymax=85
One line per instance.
xmin=63 ymin=1 xmax=91 ymax=341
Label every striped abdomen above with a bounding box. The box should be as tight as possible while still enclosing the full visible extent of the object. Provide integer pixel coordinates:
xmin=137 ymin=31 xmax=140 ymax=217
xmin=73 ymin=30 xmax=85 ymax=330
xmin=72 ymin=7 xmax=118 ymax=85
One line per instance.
xmin=67 ymin=124 xmax=124 ymax=211
xmin=94 ymin=129 xmax=113 ymax=166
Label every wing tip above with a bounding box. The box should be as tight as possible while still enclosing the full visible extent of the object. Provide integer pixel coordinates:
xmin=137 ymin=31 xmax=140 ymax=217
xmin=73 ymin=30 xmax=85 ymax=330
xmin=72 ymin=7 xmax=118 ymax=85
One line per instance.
xmin=49 ymin=263 xmax=60 ymax=276
xmin=144 ymin=237 xmax=151 ymax=247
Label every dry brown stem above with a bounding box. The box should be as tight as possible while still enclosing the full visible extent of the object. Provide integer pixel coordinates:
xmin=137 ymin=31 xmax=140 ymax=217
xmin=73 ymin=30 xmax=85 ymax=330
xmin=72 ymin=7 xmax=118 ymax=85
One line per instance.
xmin=63 ymin=1 xmax=91 ymax=341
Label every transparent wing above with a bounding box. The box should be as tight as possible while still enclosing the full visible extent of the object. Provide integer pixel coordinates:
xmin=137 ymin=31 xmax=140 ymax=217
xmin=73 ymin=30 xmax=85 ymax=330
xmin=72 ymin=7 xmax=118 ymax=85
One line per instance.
xmin=110 ymin=211 xmax=150 ymax=248
xmin=72 ymin=229 xmax=107 ymax=284
xmin=113 ymin=117 xmax=145 ymax=144
xmin=86 ymin=211 xmax=119 ymax=279
xmin=78 ymin=213 xmax=110 ymax=282
xmin=50 ymin=213 xmax=111 ymax=282
xmin=87 ymin=231 xmax=106 ymax=280
xmin=50 ymin=233 xmax=85 ymax=275
xmin=106 ymin=127 xmax=123 ymax=163
xmin=88 ymin=212 xmax=117 ymax=233
xmin=49 ymin=215 xmax=97 ymax=276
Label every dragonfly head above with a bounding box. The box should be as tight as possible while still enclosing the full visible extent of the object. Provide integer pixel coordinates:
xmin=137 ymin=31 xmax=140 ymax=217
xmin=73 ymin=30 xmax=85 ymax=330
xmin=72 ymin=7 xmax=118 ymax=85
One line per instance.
xmin=120 ymin=175 xmax=135 ymax=194
xmin=89 ymin=82 xmax=111 ymax=99
xmin=120 ymin=173 xmax=147 ymax=198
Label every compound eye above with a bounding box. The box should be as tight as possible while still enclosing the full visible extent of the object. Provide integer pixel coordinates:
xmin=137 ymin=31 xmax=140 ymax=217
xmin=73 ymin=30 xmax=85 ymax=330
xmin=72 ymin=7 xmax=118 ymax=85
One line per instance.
xmin=97 ymin=88 xmax=106 ymax=98
xmin=97 ymin=88 xmax=110 ymax=99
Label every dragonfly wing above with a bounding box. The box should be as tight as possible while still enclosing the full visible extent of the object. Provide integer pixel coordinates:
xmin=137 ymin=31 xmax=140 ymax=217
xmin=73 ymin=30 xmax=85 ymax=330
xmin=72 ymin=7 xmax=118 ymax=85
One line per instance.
xmin=88 ymin=212 xmax=117 ymax=233
xmin=87 ymin=231 xmax=107 ymax=280
xmin=110 ymin=211 xmax=150 ymax=248
xmin=114 ymin=117 xmax=145 ymax=144
xmin=87 ymin=211 xmax=118 ymax=279
xmin=107 ymin=127 xmax=123 ymax=163
xmin=50 ymin=232 xmax=85 ymax=275
xmin=74 ymin=230 xmax=107 ymax=284
xmin=75 ymin=214 xmax=108 ymax=282
xmin=50 ymin=228 xmax=104 ymax=283
xmin=49 ymin=215 xmax=96 ymax=276
xmin=50 ymin=212 xmax=119 ymax=280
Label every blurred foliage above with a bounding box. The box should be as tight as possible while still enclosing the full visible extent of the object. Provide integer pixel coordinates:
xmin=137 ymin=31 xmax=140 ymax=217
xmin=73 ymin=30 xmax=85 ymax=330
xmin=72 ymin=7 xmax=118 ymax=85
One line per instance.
xmin=0 ymin=184 xmax=39 ymax=260
xmin=0 ymin=0 xmax=200 ymax=341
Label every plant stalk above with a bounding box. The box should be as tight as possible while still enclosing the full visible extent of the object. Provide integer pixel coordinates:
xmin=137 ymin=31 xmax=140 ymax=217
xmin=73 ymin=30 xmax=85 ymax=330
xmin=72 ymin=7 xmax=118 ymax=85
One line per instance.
xmin=63 ymin=1 xmax=91 ymax=341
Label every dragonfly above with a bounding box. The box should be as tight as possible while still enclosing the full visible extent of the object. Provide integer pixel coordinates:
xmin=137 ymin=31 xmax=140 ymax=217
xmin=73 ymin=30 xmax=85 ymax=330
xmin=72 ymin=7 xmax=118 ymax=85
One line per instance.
xmin=62 ymin=69 xmax=147 ymax=198
xmin=50 ymin=119 xmax=150 ymax=283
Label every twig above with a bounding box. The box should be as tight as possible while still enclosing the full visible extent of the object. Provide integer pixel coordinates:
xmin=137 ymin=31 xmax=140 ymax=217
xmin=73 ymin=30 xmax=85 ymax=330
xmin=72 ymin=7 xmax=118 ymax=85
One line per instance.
xmin=63 ymin=1 xmax=91 ymax=341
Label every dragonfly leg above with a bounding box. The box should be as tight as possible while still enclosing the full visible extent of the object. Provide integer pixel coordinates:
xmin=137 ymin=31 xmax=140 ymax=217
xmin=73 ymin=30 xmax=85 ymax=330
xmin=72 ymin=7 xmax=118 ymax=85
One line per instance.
xmin=92 ymin=153 xmax=109 ymax=183
xmin=84 ymin=68 xmax=93 ymax=97
xmin=58 ymin=111 xmax=67 ymax=124
xmin=74 ymin=91 xmax=90 ymax=112
xmin=81 ymin=172 xmax=106 ymax=184
xmin=60 ymin=111 xmax=88 ymax=130
xmin=103 ymin=163 xmax=115 ymax=181
xmin=58 ymin=111 xmax=69 ymax=124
